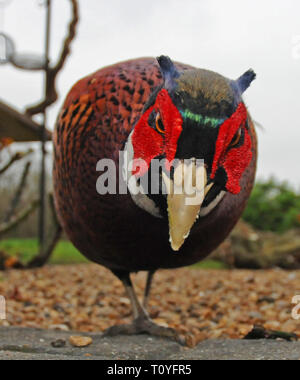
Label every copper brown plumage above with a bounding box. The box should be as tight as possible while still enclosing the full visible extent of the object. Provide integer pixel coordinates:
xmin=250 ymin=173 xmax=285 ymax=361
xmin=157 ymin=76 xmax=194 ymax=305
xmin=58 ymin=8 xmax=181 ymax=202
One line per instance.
xmin=53 ymin=57 xmax=257 ymax=341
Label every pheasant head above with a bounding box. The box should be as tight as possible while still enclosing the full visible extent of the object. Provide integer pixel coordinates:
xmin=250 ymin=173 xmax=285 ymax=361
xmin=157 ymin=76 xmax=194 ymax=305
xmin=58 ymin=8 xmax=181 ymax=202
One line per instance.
xmin=124 ymin=56 xmax=256 ymax=251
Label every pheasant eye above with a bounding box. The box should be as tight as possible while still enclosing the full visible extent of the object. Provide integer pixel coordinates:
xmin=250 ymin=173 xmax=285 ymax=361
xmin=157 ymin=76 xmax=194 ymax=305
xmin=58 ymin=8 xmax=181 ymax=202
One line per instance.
xmin=155 ymin=113 xmax=165 ymax=134
xmin=229 ymin=127 xmax=242 ymax=148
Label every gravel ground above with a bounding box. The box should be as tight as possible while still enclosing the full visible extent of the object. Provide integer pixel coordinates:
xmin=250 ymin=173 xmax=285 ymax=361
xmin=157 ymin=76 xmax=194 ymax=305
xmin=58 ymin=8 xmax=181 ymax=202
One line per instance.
xmin=0 ymin=264 xmax=299 ymax=348
xmin=0 ymin=327 xmax=299 ymax=360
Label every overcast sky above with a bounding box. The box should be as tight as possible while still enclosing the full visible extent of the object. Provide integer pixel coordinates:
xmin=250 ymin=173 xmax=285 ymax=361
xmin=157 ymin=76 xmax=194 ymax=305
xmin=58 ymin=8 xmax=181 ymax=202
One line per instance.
xmin=0 ymin=0 xmax=300 ymax=188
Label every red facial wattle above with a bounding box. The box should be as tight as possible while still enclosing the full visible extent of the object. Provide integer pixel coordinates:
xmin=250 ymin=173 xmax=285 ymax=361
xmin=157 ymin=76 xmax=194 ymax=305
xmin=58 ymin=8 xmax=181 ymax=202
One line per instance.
xmin=211 ymin=102 xmax=252 ymax=194
xmin=132 ymin=92 xmax=252 ymax=195
xmin=131 ymin=89 xmax=183 ymax=176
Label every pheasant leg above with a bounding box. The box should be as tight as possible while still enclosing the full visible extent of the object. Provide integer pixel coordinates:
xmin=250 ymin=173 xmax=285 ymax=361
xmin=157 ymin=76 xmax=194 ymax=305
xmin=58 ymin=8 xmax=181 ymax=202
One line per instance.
xmin=143 ymin=270 xmax=156 ymax=309
xmin=102 ymin=271 xmax=185 ymax=345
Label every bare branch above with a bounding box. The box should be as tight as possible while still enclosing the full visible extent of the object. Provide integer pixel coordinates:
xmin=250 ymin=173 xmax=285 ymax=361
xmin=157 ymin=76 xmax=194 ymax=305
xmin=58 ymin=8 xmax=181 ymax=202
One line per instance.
xmin=27 ymin=194 xmax=62 ymax=269
xmin=27 ymin=224 xmax=62 ymax=269
xmin=0 ymin=149 xmax=33 ymax=176
xmin=26 ymin=0 xmax=79 ymax=117
xmin=0 ymin=200 xmax=39 ymax=237
xmin=0 ymin=195 xmax=62 ymax=270
xmin=52 ymin=0 xmax=79 ymax=76
xmin=4 ymin=161 xmax=31 ymax=223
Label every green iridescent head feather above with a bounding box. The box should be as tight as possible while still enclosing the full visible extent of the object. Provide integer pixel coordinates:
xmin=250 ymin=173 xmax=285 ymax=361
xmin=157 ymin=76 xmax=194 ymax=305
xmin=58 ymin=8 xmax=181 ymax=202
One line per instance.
xmin=180 ymin=109 xmax=225 ymax=128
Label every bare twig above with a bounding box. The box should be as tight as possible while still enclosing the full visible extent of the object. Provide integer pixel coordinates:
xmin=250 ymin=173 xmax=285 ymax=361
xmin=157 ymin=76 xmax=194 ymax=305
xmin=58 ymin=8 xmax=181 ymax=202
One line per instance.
xmin=0 ymin=149 xmax=33 ymax=175
xmin=27 ymin=224 xmax=62 ymax=269
xmin=0 ymin=194 xmax=62 ymax=270
xmin=51 ymin=0 xmax=79 ymax=77
xmin=27 ymin=194 xmax=62 ymax=269
xmin=0 ymin=200 xmax=39 ymax=237
xmin=4 ymin=161 xmax=31 ymax=223
xmin=25 ymin=0 xmax=79 ymax=117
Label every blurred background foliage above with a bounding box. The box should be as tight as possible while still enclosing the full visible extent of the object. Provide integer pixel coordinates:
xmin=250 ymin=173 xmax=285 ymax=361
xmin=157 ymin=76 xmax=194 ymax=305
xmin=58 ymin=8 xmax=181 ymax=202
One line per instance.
xmin=243 ymin=178 xmax=300 ymax=233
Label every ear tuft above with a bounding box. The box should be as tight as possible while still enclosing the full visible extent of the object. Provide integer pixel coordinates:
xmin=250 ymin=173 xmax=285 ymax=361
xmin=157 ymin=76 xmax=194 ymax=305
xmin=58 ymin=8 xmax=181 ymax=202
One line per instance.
xmin=156 ymin=56 xmax=180 ymax=85
xmin=236 ymin=69 xmax=256 ymax=94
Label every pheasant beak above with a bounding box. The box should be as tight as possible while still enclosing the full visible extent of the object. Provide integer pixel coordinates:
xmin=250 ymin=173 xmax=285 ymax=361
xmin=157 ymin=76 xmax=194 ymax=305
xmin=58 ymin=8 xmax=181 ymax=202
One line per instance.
xmin=162 ymin=161 xmax=213 ymax=252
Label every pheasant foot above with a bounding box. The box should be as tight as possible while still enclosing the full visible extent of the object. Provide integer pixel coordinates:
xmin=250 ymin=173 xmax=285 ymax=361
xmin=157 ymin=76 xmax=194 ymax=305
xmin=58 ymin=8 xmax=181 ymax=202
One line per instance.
xmin=102 ymin=315 xmax=185 ymax=345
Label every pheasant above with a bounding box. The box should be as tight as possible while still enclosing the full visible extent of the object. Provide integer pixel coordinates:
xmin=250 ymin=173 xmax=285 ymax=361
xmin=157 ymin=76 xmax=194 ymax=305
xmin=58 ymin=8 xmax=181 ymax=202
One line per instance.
xmin=53 ymin=56 xmax=257 ymax=342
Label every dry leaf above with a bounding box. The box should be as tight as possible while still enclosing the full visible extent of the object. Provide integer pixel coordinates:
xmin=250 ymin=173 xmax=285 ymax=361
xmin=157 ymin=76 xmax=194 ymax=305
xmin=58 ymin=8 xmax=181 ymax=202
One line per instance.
xmin=69 ymin=335 xmax=93 ymax=348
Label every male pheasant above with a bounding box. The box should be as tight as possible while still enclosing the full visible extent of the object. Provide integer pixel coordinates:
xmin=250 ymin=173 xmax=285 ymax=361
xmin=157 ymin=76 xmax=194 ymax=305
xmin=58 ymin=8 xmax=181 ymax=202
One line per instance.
xmin=53 ymin=56 xmax=257 ymax=341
